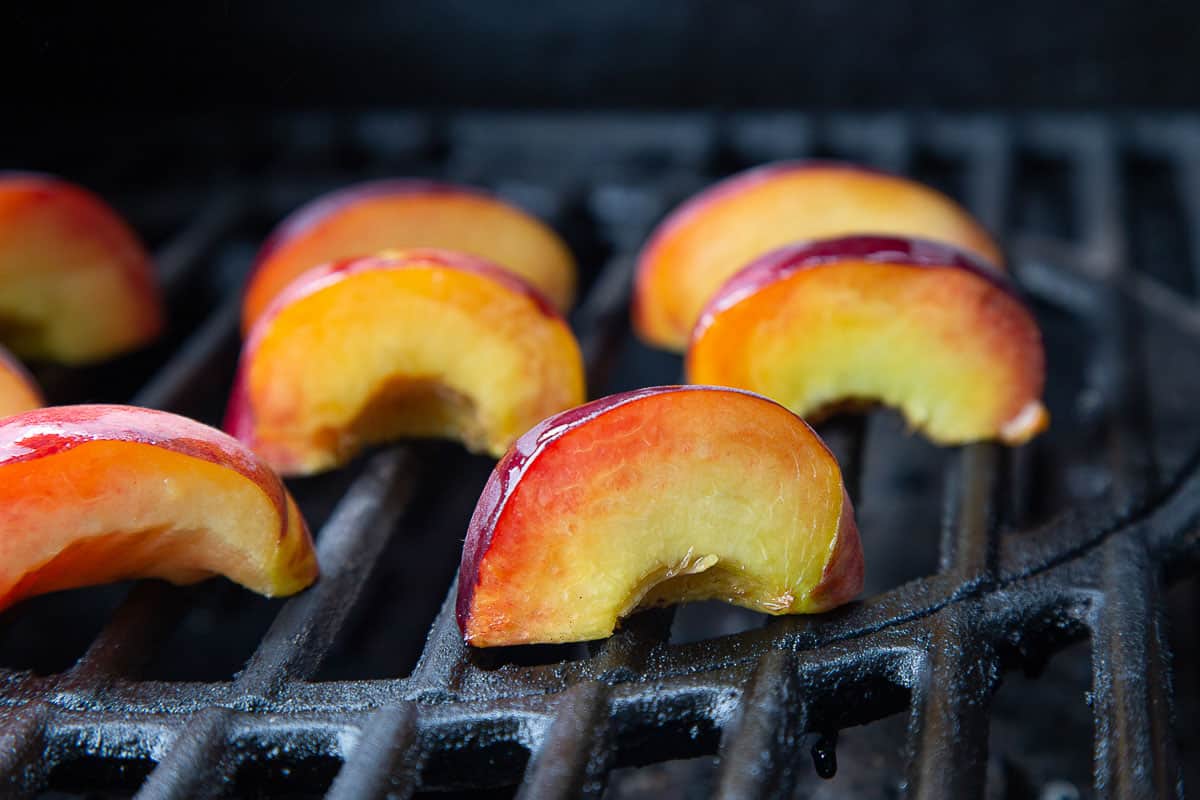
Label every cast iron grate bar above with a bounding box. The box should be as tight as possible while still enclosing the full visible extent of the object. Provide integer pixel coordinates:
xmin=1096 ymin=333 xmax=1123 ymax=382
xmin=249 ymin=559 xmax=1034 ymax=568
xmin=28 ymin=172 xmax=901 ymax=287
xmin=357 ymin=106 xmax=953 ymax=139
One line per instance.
xmin=154 ymin=192 xmax=246 ymax=295
xmin=134 ymin=707 xmax=232 ymax=800
xmin=1091 ymin=536 xmax=1181 ymax=799
xmin=904 ymin=612 xmax=998 ymax=799
xmin=899 ymin=117 xmax=1011 ymax=797
xmin=826 ymin=113 xmax=912 ymax=174
xmin=404 ymin=580 xmax=468 ymax=699
xmin=325 ymin=703 xmax=420 ymax=800
xmin=711 ymin=649 xmax=804 ymax=798
xmin=1015 ymin=117 xmax=1183 ymax=800
xmin=908 ymin=446 xmax=1002 ymax=797
xmin=904 ymin=444 xmax=1003 ymax=798
xmin=1080 ymin=126 xmax=1181 ymax=800
xmin=132 ymin=296 xmax=241 ymax=411
xmin=514 ymin=681 xmax=614 ymax=800
xmin=1168 ymin=122 xmax=1200 ymax=294
xmin=0 ymin=707 xmax=49 ymax=795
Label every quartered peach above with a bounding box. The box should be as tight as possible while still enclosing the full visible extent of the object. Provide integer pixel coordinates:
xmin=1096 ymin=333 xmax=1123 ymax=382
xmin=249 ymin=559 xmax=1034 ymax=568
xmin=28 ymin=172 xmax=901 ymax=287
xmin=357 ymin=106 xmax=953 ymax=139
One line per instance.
xmin=241 ymin=180 xmax=576 ymax=332
xmin=633 ymin=161 xmax=1002 ymax=351
xmin=228 ymin=249 xmax=586 ymax=476
xmin=0 ymin=173 xmax=163 ymax=364
xmin=0 ymin=405 xmax=316 ymax=612
xmin=687 ymin=236 xmax=1048 ymax=446
xmin=457 ymin=386 xmax=862 ymax=647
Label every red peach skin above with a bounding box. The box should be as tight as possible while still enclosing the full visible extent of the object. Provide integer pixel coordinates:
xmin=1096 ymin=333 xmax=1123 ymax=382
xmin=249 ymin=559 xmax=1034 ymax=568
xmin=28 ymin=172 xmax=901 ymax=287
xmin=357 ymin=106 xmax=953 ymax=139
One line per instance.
xmin=0 ymin=405 xmax=317 ymax=612
xmin=633 ymin=161 xmax=1003 ymax=351
xmin=0 ymin=345 xmax=42 ymax=418
xmin=0 ymin=173 xmax=163 ymax=364
xmin=241 ymin=180 xmax=576 ymax=333
xmin=457 ymin=386 xmax=862 ymax=647
xmin=227 ymin=249 xmax=585 ymax=476
xmin=687 ymin=236 xmax=1048 ymax=445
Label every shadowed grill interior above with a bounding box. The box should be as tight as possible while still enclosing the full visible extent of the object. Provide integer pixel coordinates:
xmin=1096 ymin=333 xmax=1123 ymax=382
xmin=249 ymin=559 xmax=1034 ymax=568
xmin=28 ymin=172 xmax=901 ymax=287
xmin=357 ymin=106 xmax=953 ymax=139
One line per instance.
xmin=1 ymin=112 xmax=1199 ymax=799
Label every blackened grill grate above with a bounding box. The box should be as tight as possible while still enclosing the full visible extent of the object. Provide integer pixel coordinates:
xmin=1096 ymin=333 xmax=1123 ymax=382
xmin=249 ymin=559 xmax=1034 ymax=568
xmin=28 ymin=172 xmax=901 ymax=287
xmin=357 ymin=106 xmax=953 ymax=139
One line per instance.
xmin=1 ymin=112 xmax=1199 ymax=799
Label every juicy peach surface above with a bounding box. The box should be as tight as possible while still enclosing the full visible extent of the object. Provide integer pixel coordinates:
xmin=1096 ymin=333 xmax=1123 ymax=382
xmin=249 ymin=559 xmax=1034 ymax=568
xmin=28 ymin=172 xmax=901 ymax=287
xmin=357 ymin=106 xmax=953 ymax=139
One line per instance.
xmin=457 ymin=386 xmax=862 ymax=647
xmin=634 ymin=161 xmax=1003 ymax=351
xmin=241 ymin=180 xmax=577 ymax=332
xmin=0 ymin=345 xmax=42 ymax=418
xmin=0 ymin=405 xmax=317 ymax=612
xmin=0 ymin=173 xmax=163 ymax=364
xmin=228 ymin=249 xmax=586 ymax=476
xmin=688 ymin=237 xmax=1047 ymax=445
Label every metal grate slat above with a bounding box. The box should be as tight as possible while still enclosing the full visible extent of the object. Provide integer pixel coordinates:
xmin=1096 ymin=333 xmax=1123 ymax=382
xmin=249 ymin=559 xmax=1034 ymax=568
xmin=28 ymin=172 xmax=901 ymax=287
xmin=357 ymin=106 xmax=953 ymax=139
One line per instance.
xmin=134 ymin=708 xmax=233 ymax=800
xmin=939 ymin=446 xmax=1000 ymax=581
xmin=405 ymin=582 xmax=468 ymax=699
xmin=324 ymin=703 xmax=420 ymax=800
xmin=1015 ymin=118 xmax=1190 ymax=800
xmin=1167 ymin=123 xmax=1200 ymax=296
xmin=899 ymin=115 xmax=1013 ymax=798
xmin=903 ymin=613 xmax=998 ymax=799
xmin=154 ymin=192 xmax=246 ymax=295
xmin=61 ymin=582 xmax=193 ymax=686
xmin=1090 ymin=537 xmax=1182 ymax=799
xmin=826 ymin=114 xmax=913 ymax=174
xmin=711 ymin=649 xmax=804 ymax=799
xmin=515 ymin=681 xmax=614 ymax=800
xmin=131 ymin=297 xmax=241 ymax=411
xmin=0 ymin=706 xmax=49 ymax=797
xmin=1079 ymin=128 xmax=1181 ymax=800
xmin=906 ymin=445 xmax=1001 ymax=796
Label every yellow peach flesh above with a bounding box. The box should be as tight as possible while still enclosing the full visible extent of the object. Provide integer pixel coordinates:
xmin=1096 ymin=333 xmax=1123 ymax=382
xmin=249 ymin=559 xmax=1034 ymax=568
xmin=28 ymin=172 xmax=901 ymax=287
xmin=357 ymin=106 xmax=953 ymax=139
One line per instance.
xmin=243 ymin=189 xmax=576 ymax=332
xmin=635 ymin=165 xmax=1003 ymax=351
xmin=459 ymin=387 xmax=860 ymax=646
xmin=688 ymin=261 xmax=1047 ymax=445
xmin=0 ymin=441 xmax=315 ymax=611
xmin=0 ymin=179 xmax=162 ymax=364
xmin=238 ymin=255 xmax=585 ymax=475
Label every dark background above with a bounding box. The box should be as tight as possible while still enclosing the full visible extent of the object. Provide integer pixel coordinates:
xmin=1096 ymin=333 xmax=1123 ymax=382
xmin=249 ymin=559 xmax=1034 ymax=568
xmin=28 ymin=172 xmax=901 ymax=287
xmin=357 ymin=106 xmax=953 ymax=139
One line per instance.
xmin=5 ymin=0 xmax=1199 ymax=110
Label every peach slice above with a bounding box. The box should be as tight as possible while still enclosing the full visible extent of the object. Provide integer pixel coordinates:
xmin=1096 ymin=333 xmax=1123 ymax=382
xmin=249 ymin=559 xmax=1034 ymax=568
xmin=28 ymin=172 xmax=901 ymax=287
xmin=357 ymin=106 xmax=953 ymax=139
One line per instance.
xmin=687 ymin=236 xmax=1048 ymax=446
xmin=0 ymin=173 xmax=164 ymax=364
xmin=633 ymin=161 xmax=1003 ymax=351
xmin=227 ymin=249 xmax=586 ymax=476
xmin=0 ymin=404 xmax=317 ymax=612
xmin=241 ymin=180 xmax=576 ymax=333
xmin=457 ymin=386 xmax=862 ymax=647
xmin=0 ymin=345 xmax=42 ymax=418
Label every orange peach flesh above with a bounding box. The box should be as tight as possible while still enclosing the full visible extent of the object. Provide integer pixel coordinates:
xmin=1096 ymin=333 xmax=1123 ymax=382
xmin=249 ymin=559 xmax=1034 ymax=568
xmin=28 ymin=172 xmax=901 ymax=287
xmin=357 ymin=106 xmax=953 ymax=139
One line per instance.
xmin=0 ymin=176 xmax=163 ymax=364
xmin=0 ymin=440 xmax=315 ymax=612
xmin=634 ymin=164 xmax=1004 ymax=351
xmin=458 ymin=387 xmax=861 ymax=647
xmin=233 ymin=251 xmax=585 ymax=476
xmin=0 ymin=347 xmax=41 ymax=417
xmin=242 ymin=186 xmax=576 ymax=333
xmin=688 ymin=255 xmax=1047 ymax=445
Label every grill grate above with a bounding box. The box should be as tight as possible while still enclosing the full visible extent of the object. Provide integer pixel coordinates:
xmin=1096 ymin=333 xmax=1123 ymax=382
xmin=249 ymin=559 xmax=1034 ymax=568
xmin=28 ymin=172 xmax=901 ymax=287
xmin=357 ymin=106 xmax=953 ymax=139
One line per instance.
xmin=2 ymin=113 xmax=1199 ymax=799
